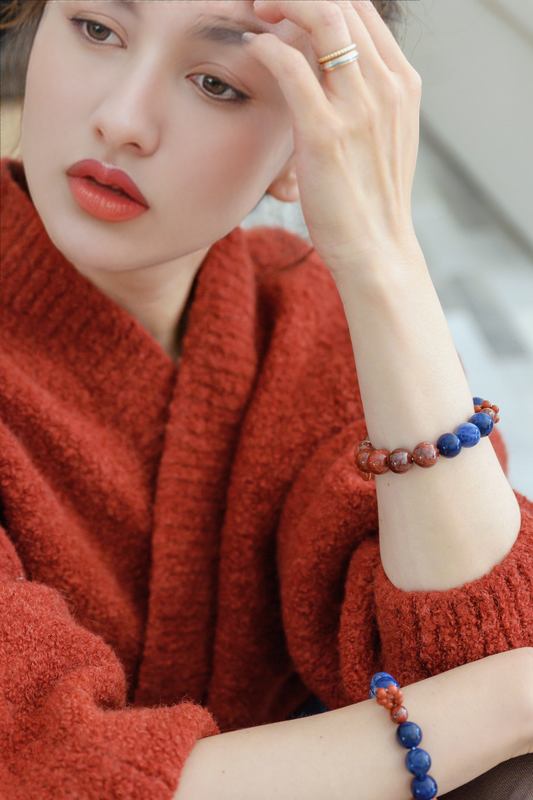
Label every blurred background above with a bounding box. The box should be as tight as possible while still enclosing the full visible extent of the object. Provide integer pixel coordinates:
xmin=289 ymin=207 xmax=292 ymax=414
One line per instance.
xmin=246 ymin=0 xmax=533 ymax=499
xmin=1 ymin=0 xmax=532 ymax=496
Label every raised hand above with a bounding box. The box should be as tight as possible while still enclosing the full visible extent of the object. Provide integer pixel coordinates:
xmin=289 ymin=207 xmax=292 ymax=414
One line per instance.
xmin=246 ymin=0 xmax=521 ymax=595
xmin=244 ymin=0 xmax=422 ymax=274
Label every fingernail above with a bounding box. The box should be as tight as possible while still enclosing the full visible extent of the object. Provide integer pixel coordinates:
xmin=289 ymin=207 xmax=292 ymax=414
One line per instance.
xmin=242 ymin=32 xmax=258 ymax=43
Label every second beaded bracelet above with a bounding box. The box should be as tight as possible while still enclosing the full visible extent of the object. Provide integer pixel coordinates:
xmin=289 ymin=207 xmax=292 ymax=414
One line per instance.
xmin=370 ymin=672 xmax=438 ymax=800
xmin=356 ymin=398 xmax=500 ymax=481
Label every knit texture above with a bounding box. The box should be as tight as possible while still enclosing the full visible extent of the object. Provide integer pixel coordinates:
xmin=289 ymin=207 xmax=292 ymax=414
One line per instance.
xmin=1 ymin=158 xmax=533 ymax=798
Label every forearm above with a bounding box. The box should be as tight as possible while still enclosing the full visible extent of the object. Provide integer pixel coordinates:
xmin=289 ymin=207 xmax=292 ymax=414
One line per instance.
xmin=176 ymin=649 xmax=533 ymax=800
xmin=333 ymin=237 xmax=520 ymax=591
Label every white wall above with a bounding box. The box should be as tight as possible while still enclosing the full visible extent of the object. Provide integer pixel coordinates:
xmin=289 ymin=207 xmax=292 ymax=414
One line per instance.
xmin=403 ymin=0 xmax=533 ymax=249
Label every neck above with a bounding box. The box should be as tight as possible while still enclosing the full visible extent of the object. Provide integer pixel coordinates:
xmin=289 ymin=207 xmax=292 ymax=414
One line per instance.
xmin=77 ymin=250 xmax=209 ymax=361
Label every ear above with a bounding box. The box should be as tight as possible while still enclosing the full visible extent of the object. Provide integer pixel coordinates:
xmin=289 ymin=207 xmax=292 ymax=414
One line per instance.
xmin=266 ymin=155 xmax=300 ymax=204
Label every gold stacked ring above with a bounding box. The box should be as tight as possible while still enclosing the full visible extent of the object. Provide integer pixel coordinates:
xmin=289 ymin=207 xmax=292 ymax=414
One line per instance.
xmin=317 ymin=44 xmax=358 ymax=65
xmin=319 ymin=50 xmax=360 ymax=72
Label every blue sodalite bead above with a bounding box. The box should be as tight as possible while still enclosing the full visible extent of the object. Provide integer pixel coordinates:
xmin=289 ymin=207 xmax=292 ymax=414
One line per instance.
xmin=411 ymin=774 xmax=438 ymax=800
xmin=454 ymin=422 xmax=481 ymax=448
xmin=472 ymin=397 xmax=484 ymax=407
xmin=470 ymin=412 xmax=494 ymax=437
xmin=436 ymin=432 xmax=462 ymax=458
xmin=369 ymin=672 xmax=399 ymax=699
xmin=406 ymin=748 xmax=431 ymax=777
xmin=396 ymin=721 xmax=422 ymax=749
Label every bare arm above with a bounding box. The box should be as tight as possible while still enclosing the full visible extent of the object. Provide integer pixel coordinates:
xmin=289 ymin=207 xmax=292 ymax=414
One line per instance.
xmin=176 ymin=648 xmax=533 ymax=800
xmin=335 ymin=240 xmax=520 ymax=591
xmin=243 ymin=0 xmax=521 ymax=592
xmin=181 ymin=4 xmax=532 ymax=798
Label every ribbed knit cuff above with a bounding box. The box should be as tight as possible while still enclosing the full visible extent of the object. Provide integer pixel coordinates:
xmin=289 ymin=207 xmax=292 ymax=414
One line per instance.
xmin=373 ymin=495 xmax=533 ymax=685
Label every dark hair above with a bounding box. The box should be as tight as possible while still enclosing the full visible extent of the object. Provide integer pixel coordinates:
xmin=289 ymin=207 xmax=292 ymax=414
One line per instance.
xmin=0 ymin=0 xmax=405 ymax=99
xmin=1 ymin=0 xmax=46 ymax=31
xmin=1 ymin=0 xmax=45 ymax=98
xmin=1 ymin=0 xmax=404 ymax=30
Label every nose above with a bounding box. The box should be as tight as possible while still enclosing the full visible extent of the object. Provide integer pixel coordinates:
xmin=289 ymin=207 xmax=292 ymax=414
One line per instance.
xmin=91 ymin=63 xmax=162 ymax=156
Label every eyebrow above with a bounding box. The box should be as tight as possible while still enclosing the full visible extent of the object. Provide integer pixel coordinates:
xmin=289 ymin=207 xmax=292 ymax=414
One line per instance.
xmin=111 ymin=3 xmax=268 ymax=44
xmin=111 ymin=0 xmax=140 ymax=14
xmin=190 ymin=15 xmax=269 ymax=44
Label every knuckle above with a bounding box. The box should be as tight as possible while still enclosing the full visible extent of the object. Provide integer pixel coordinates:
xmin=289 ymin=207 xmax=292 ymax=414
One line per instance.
xmin=290 ymin=48 xmax=313 ymax=74
xmin=362 ymin=100 xmax=379 ymax=129
xmin=318 ymin=2 xmax=346 ymax=31
xmin=351 ymin=96 xmax=376 ymax=130
xmin=406 ymin=69 xmax=422 ymax=93
xmin=381 ymin=73 xmax=419 ymax=107
xmin=378 ymin=75 xmax=402 ymax=104
xmin=312 ymin=114 xmax=344 ymax=149
xmin=274 ymin=41 xmax=307 ymax=70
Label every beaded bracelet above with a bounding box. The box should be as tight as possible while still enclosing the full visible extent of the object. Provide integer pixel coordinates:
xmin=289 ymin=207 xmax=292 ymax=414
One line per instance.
xmin=370 ymin=672 xmax=438 ymax=800
xmin=356 ymin=398 xmax=500 ymax=481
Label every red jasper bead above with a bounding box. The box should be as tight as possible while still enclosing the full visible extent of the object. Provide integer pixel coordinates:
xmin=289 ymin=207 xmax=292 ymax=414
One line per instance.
xmin=376 ymin=688 xmax=388 ymax=700
xmin=490 ymin=404 xmax=500 ymax=423
xmin=412 ymin=442 xmax=439 ymax=468
xmin=481 ymin=400 xmax=492 ymax=409
xmin=357 ymin=439 xmax=373 ymax=452
xmin=367 ymin=449 xmax=390 ymax=475
xmin=355 ymin=449 xmax=372 ymax=472
xmin=475 ymin=405 xmax=499 ymax=423
xmin=388 ymin=449 xmax=414 ymax=474
xmin=390 ymin=705 xmax=409 ymax=723
xmin=391 ymin=688 xmax=404 ymax=705
xmin=376 ymin=685 xmax=404 ymax=709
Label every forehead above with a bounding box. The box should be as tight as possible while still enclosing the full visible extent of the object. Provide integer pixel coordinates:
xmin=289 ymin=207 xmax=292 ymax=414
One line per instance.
xmin=191 ymin=1 xmax=306 ymax=40
xmin=112 ymin=0 xmax=313 ymax=55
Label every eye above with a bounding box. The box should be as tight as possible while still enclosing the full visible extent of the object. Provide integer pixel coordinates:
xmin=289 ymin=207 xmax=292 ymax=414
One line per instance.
xmin=189 ymin=74 xmax=249 ymax=104
xmin=70 ymin=17 xmax=122 ymax=46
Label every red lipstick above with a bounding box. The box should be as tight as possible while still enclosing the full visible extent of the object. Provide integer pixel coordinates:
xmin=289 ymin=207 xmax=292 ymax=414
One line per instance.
xmin=66 ymin=160 xmax=149 ymax=222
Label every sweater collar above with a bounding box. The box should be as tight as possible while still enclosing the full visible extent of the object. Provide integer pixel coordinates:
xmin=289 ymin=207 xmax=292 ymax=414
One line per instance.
xmin=2 ymin=158 xmax=262 ymax=705
xmin=1 ymin=158 xmax=258 ymax=409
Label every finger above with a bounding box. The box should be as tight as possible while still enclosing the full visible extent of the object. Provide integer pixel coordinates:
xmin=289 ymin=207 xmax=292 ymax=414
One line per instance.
xmin=253 ymin=0 xmax=383 ymax=84
xmin=350 ymin=1 xmax=415 ymax=75
xmin=252 ymin=0 xmax=368 ymax=98
xmin=242 ymin=31 xmax=334 ymax=132
xmin=253 ymin=0 xmax=359 ymax=70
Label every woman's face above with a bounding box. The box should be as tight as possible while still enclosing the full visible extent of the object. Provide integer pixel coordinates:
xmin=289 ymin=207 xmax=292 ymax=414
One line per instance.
xmin=21 ymin=0 xmax=310 ymax=277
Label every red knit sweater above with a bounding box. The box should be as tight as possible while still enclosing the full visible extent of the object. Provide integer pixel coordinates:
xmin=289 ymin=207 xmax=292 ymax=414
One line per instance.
xmin=1 ymin=158 xmax=533 ymax=799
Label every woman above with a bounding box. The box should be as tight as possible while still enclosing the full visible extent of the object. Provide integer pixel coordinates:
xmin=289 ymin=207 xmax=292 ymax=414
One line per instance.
xmin=1 ymin=1 xmax=532 ymax=798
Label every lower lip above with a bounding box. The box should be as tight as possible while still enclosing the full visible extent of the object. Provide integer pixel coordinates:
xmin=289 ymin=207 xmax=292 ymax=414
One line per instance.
xmin=67 ymin=175 xmax=148 ymax=222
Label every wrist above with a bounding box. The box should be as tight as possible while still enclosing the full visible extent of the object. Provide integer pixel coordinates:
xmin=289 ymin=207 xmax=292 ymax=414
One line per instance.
xmin=512 ymin=647 xmax=533 ymax=757
xmin=328 ymin=228 xmax=424 ymax=288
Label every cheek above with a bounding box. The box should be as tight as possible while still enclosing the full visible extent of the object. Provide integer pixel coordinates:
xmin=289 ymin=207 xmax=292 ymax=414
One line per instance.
xmin=162 ymin=103 xmax=293 ymax=212
xmin=23 ymin=15 xmax=115 ymax=167
xmin=22 ymin=30 xmax=82 ymax=159
xmin=161 ymin=119 xmax=278 ymax=233
xmin=145 ymin=106 xmax=293 ymax=254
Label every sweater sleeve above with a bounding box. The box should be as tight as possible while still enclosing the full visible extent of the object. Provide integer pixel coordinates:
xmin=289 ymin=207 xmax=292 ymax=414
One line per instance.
xmin=0 ymin=526 xmax=218 ymax=800
xmin=276 ymin=424 xmax=533 ymax=709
